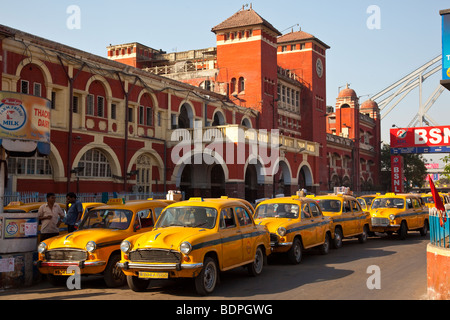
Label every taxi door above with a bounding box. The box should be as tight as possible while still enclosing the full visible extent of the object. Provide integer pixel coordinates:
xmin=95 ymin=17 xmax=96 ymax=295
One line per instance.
xmin=300 ymin=203 xmax=316 ymax=248
xmin=351 ymin=200 xmax=364 ymax=234
xmin=219 ymin=207 xmax=243 ymax=269
xmin=310 ymin=202 xmax=327 ymax=245
xmin=342 ymin=200 xmax=355 ymax=236
xmin=235 ymin=206 xmax=257 ymax=263
xmin=411 ymin=197 xmax=422 ymax=229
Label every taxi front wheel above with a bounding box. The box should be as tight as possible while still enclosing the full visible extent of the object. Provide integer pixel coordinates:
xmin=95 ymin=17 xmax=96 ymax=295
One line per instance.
xmin=288 ymin=238 xmax=303 ymax=264
xmin=195 ymin=257 xmax=218 ymax=296
xmin=127 ymin=275 xmax=150 ymax=292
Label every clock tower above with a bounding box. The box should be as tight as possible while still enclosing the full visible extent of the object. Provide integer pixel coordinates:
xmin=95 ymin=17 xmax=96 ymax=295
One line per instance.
xmin=277 ymin=29 xmax=329 ymax=190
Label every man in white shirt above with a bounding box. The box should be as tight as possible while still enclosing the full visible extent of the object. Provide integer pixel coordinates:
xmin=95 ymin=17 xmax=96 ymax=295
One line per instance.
xmin=38 ymin=193 xmax=65 ymax=241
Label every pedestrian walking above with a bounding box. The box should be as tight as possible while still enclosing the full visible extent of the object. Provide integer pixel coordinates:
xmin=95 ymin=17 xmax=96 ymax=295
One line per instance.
xmin=38 ymin=193 xmax=65 ymax=241
xmin=66 ymin=192 xmax=83 ymax=233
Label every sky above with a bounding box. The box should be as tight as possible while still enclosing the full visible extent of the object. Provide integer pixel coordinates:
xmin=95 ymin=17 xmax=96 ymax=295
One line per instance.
xmin=1 ymin=0 xmax=449 ymax=163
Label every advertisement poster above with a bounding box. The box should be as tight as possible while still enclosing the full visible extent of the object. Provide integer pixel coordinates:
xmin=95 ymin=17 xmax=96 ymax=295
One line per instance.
xmin=0 ymin=91 xmax=51 ymax=143
xmin=4 ymin=218 xmax=38 ymax=239
xmin=390 ymin=126 xmax=450 ymax=154
xmin=391 ymin=155 xmax=404 ymax=193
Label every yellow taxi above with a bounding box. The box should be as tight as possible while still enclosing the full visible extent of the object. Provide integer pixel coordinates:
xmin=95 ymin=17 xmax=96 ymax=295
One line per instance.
xmin=421 ymin=193 xmax=450 ymax=211
xmin=36 ymin=198 xmax=169 ymax=287
xmin=314 ymin=194 xmax=371 ymax=248
xmin=369 ymin=193 xmax=429 ymax=239
xmin=356 ymin=194 xmax=381 ymax=210
xmin=118 ymin=197 xmax=271 ymax=295
xmin=253 ymin=195 xmax=332 ymax=264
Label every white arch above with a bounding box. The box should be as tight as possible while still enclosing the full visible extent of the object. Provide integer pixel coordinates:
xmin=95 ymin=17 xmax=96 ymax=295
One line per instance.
xmin=171 ymin=150 xmax=229 ymax=187
xmin=85 ymin=74 xmax=113 ymax=98
xmin=137 ymin=89 xmax=159 ymax=108
xmin=16 ymin=57 xmax=53 ymax=88
xmin=212 ymin=109 xmax=226 ymax=125
xmin=128 ymin=148 xmax=165 ymax=180
xmin=296 ymin=161 xmax=314 ymax=187
xmin=72 ymin=143 xmax=121 ymax=176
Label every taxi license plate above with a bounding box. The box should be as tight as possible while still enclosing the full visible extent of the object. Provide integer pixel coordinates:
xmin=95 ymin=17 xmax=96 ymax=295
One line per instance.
xmin=53 ymin=269 xmax=75 ymax=276
xmin=139 ymin=272 xmax=169 ymax=279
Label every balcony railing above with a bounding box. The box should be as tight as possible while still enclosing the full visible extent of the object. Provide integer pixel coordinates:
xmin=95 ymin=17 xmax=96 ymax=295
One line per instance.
xmin=168 ymin=125 xmax=318 ymax=155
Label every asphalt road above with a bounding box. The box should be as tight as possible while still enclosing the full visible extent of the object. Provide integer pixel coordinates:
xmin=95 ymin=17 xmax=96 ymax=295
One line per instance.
xmin=0 ymin=232 xmax=429 ymax=301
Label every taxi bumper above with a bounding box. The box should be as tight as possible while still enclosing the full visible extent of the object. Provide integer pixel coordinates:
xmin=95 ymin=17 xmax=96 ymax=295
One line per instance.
xmin=117 ymin=261 xmax=203 ymax=271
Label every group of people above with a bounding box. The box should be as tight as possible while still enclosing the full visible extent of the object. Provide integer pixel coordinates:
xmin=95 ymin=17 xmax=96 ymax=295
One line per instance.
xmin=37 ymin=192 xmax=83 ymax=241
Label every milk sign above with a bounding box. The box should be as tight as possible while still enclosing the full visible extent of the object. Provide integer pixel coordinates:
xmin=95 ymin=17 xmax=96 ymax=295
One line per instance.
xmin=0 ymin=92 xmax=51 ymax=143
xmin=0 ymin=98 xmax=27 ymax=131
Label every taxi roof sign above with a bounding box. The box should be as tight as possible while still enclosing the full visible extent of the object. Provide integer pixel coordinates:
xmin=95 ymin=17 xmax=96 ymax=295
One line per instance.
xmin=107 ymin=198 xmax=125 ymax=205
xmin=7 ymin=201 xmax=24 ymax=206
xmin=188 ymin=197 xmax=204 ymax=202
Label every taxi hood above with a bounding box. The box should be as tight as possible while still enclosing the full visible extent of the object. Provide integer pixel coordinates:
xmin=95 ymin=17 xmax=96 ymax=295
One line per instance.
xmin=44 ymin=229 xmax=128 ymax=249
xmin=370 ymin=208 xmax=401 ymax=218
xmin=132 ymin=226 xmax=212 ymax=250
xmin=255 ymin=218 xmax=291 ymax=232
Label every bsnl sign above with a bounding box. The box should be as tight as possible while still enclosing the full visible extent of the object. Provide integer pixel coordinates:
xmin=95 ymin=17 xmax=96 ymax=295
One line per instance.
xmin=390 ymin=126 xmax=450 ymax=192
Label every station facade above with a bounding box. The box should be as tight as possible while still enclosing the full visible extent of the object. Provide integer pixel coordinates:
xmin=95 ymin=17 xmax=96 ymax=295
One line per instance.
xmin=0 ymin=6 xmax=380 ymax=202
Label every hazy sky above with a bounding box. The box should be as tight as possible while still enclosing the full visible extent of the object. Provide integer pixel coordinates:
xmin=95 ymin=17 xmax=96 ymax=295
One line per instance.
xmin=1 ymin=0 xmax=449 ymax=162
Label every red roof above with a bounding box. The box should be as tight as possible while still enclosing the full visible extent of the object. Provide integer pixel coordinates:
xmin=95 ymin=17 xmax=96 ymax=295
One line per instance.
xmin=277 ymin=30 xmax=330 ymax=49
xmin=211 ymin=8 xmax=281 ymax=35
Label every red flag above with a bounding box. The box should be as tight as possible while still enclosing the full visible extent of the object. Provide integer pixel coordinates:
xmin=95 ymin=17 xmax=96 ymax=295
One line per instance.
xmin=429 ymin=175 xmax=446 ymax=226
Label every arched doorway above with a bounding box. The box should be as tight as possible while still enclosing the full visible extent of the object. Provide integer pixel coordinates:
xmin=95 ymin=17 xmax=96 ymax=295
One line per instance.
xmin=178 ymin=103 xmax=193 ymax=129
xmin=245 ymin=164 xmax=258 ymax=203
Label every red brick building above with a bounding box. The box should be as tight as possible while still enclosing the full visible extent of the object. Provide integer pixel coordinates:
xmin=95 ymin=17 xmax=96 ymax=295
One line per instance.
xmin=0 ymin=6 xmax=380 ymax=201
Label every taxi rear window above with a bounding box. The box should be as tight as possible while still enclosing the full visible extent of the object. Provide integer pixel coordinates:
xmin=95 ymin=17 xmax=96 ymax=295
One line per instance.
xmin=316 ymin=199 xmax=341 ymax=213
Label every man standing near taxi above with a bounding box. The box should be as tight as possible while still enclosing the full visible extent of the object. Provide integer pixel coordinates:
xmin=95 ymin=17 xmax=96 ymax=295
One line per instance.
xmin=38 ymin=193 xmax=65 ymax=241
xmin=66 ymin=192 xmax=83 ymax=233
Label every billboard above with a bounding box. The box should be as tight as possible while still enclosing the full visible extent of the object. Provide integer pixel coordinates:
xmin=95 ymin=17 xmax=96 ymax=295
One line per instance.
xmin=0 ymin=91 xmax=51 ymax=143
xmin=390 ymin=126 xmax=450 ymax=154
xmin=391 ymin=155 xmax=404 ymax=193
xmin=442 ymin=9 xmax=450 ymax=89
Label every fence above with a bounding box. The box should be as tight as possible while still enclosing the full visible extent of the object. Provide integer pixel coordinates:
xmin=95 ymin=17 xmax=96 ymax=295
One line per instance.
xmin=2 ymin=191 xmax=179 ymax=206
xmin=429 ymin=207 xmax=450 ymax=248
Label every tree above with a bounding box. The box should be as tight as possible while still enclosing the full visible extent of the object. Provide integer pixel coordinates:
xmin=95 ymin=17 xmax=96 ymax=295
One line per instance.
xmin=380 ymin=143 xmax=428 ymax=192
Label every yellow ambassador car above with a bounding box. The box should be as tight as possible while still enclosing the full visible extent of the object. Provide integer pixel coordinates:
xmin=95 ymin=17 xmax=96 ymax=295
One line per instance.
xmin=37 ymin=199 xmax=169 ymax=287
xmin=369 ymin=193 xmax=429 ymax=239
xmin=253 ymin=195 xmax=332 ymax=264
xmin=421 ymin=193 xmax=450 ymax=211
xmin=118 ymin=197 xmax=271 ymax=295
xmin=314 ymin=194 xmax=371 ymax=249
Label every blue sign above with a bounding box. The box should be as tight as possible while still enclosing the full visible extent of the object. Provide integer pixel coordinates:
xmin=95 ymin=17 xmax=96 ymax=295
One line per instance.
xmin=443 ymin=11 xmax=450 ymax=81
xmin=391 ymin=145 xmax=450 ymax=154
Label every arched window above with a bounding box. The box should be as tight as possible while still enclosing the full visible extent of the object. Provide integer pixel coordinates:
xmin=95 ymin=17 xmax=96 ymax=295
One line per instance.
xmin=239 ymin=77 xmax=245 ymax=92
xmin=230 ymin=78 xmax=237 ymax=94
xmin=77 ymin=149 xmax=111 ymax=178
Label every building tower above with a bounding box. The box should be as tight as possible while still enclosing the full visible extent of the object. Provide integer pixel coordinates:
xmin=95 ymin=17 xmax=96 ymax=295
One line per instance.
xmin=211 ymin=6 xmax=282 ymax=129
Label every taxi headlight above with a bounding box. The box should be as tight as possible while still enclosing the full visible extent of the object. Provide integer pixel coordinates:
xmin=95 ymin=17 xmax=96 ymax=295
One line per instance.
xmin=37 ymin=242 xmax=47 ymax=254
xmin=180 ymin=242 xmax=192 ymax=255
xmin=278 ymin=227 xmax=287 ymax=237
xmin=389 ymin=214 xmax=396 ymax=221
xmin=86 ymin=241 xmax=96 ymax=253
xmin=120 ymin=240 xmax=132 ymax=254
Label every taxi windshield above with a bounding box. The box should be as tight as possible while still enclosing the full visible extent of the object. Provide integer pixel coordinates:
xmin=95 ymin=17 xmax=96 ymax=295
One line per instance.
xmin=155 ymin=206 xmax=217 ymax=229
xmin=316 ymin=199 xmax=342 ymax=213
xmin=371 ymin=197 xmax=404 ymax=209
xmin=254 ymin=203 xmax=299 ymax=219
xmin=79 ymin=209 xmax=133 ymax=230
